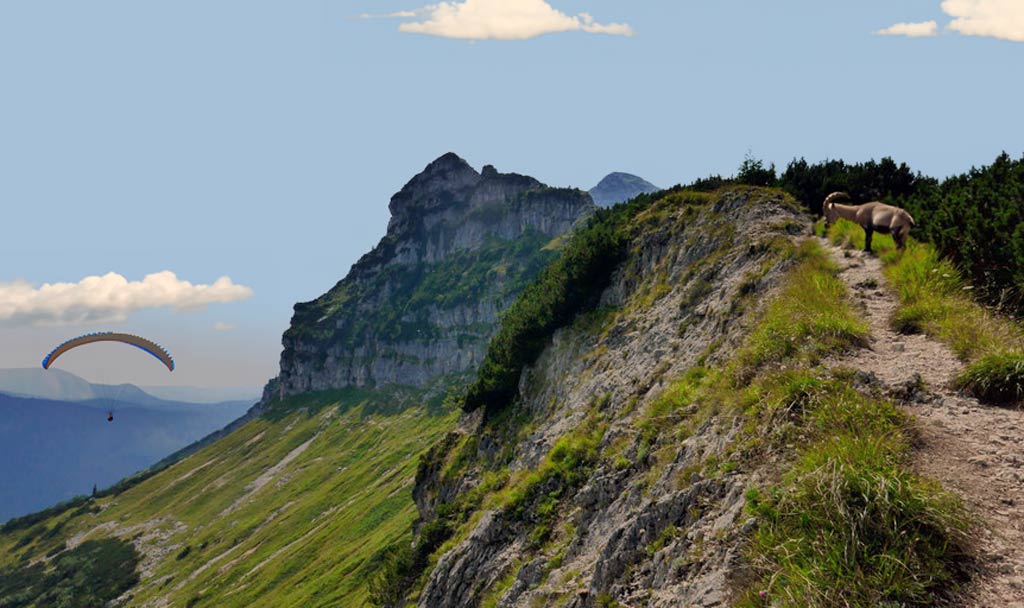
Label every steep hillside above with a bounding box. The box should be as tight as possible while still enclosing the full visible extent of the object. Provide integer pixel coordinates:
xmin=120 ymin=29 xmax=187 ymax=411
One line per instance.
xmin=0 ymin=184 xmax=981 ymax=608
xmin=392 ymin=187 xmax=810 ymax=606
xmin=0 ymin=153 xmax=595 ymax=608
xmin=0 ymin=390 xmax=456 ymax=607
xmin=382 ymin=188 xmax=968 ymax=607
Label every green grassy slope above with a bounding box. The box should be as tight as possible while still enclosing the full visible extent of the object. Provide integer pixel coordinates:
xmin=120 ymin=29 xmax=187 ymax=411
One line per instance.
xmin=0 ymin=392 xmax=457 ymax=608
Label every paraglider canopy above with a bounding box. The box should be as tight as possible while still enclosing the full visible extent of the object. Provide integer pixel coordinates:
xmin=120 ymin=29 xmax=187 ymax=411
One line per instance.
xmin=42 ymin=332 xmax=173 ymax=423
xmin=42 ymin=332 xmax=174 ymax=372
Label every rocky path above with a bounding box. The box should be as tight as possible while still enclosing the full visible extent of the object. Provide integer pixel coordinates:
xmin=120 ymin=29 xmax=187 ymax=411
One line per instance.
xmin=825 ymin=243 xmax=1024 ymax=607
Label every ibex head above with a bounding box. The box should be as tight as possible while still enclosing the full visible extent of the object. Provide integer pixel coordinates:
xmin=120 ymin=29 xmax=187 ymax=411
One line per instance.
xmin=822 ymin=192 xmax=851 ymax=227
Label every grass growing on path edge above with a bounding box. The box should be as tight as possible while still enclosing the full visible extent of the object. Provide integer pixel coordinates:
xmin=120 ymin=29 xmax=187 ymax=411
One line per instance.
xmin=822 ymin=218 xmax=1024 ymax=406
xmin=730 ymin=239 xmax=970 ymax=607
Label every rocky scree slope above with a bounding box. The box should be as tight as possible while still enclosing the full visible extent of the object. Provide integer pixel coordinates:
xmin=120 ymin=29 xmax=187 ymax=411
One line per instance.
xmin=406 ymin=188 xmax=810 ymax=608
xmin=265 ymin=153 xmax=595 ymax=402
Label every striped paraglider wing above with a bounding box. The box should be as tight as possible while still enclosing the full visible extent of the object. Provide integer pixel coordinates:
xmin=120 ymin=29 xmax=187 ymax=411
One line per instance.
xmin=42 ymin=332 xmax=174 ymax=372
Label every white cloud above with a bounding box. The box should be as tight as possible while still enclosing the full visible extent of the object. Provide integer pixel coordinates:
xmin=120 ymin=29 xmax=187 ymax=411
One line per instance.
xmin=214 ymin=321 xmax=237 ymax=332
xmin=389 ymin=0 xmax=634 ymax=40
xmin=942 ymin=0 xmax=1024 ymax=41
xmin=0 ymin=271 xmax=253 ymax=327
xmin=877 ymin=1 xmax=1024 ymax=41
xmin=356 ymin=10 xmax=422 ymax=19
xmin=876 ymin=20 xmax=939 ymax=37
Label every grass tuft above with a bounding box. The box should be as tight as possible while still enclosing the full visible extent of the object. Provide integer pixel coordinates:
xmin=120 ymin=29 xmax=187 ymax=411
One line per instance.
xmin=956 ymin=352 xmax=1024 ymax=406
xmin=745 ymin=437 xmax=969 ymax=607
xmin=735 ymin=239 xmax=869 ymax=377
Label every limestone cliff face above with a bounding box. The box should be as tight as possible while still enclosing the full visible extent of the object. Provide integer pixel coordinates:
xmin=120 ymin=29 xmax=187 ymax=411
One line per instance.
xmin=263 ymin=153 xmax=595 ymax=402
xmin=410 ymin=189 xmax=809 ymax=608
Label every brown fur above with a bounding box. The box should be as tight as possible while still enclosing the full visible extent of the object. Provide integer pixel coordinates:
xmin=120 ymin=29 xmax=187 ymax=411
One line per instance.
xmin=823 ymin=192 xmax=916 ymax=251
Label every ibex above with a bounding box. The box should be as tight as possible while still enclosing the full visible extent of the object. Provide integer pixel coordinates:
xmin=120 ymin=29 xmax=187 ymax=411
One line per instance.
xmin=822 ymin=192 xmax=916 ymax=252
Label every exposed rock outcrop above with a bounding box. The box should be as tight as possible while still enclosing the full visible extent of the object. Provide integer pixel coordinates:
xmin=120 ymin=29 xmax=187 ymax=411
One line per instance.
xmin=412 ymin=189 xmax=810 ymax=607
xmin=262 ymin=153 xmax=596 ymax=403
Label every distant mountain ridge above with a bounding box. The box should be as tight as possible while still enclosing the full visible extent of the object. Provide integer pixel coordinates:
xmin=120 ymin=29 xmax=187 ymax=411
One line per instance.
xmin=0 ymin=369 xmax=255 ymax=522
xmin=0 ymin=392 xmax=252 ymax=522
xmin=0 ymin=368 xmax=99 ymax=401
xmin=140 ymin=385 xmax=260 ymax=404
xmin=0 ymin=368 xmax=258 ymax=406
xmin=589 ymin=171 xmax=660 ymax=207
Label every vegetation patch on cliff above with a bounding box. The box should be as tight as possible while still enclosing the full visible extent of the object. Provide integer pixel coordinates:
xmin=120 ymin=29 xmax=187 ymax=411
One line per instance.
xmin=288 ymin=230 xmax=557 ymax=346
xmin=461 ymin=198 xmax=651 ymax=413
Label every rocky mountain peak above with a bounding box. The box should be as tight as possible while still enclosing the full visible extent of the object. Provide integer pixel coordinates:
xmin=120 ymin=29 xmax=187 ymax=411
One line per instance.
xmin=589 ymin=171 xmax=660 ymax=207
xmin=387 ymin=153 xmax=482 ymax=232
xmin=263 ymin=154 xmax=595 ymax=402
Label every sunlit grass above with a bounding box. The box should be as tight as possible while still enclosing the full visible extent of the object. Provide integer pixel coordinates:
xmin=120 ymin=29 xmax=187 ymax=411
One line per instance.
xmin=734 ymin=239 xmax=869 ymax=376
xmin=0 ymin=395 xmax=458 ymax=608
xmin=824 ymin=218 xmax=1024 ymax=405
xmin=732 ymin=237 xmax=970 ymax=606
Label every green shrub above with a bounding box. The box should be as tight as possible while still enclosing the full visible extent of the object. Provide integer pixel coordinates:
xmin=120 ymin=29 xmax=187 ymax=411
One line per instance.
xmin=780 ymin=156 xmax=924 ymax=216
xmin=462 ymin=194 xmax=658 ymax=413
xmin=0 ymin=538 xmax=140 ymax=608
xmin=789 ymin=152 xmax=1024 ymax=314
xmin=904 ymin=153 xmax=1024 ymax=313
xmin=956 ymin=352 xmax=1024 ymax=405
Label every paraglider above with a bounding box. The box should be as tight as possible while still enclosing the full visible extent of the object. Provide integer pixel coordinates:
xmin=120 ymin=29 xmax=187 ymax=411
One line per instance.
xmin=43 ymin=332 xmax=174 ymax=371
xmin=42 ymin=332 xmax=174 ymax=422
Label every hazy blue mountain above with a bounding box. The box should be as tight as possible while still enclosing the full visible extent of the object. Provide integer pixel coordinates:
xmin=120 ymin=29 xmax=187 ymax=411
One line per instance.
xmin=140 ymin=385 xmax=261 ymax=404
xmin=0 ymin=368 xmax=99 ymax=401
xmin=0 ymin=368 xmax=257 ymax=406
xmin=589 ymin=172 xmax=660 ymax=207
xmin=0 ymin=393 xmax=251 ymax=522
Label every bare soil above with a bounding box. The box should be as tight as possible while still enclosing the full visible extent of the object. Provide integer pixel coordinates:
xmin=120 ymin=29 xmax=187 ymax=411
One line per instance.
xmin=825 ymin=242 xmax=1024 ymax=607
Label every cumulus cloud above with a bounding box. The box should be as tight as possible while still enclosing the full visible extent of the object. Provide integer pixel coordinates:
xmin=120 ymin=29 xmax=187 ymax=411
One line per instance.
xmin=942 ymin=0 xmax=1024 ymax=41
xmin=214 ymin=321 xmax=237 ymax=332
xmin=0 ymin=271 xmax=253 ymax=327
xmin=876 ymin=20 xmax=939 ymax=37
xmin=877 ymin=1 xmax=1024 ymax=41
xmin=383 ymin=0 xmax=634 ymax=40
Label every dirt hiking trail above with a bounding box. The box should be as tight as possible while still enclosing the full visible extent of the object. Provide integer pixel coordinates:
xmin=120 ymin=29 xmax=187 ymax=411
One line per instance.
xmin=823 ymin=241 xmax=1024 ymax=607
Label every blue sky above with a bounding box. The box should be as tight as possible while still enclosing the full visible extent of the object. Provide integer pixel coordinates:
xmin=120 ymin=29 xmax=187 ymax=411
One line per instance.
xmin=1 ymin=1 xmax=1022 ymax=388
